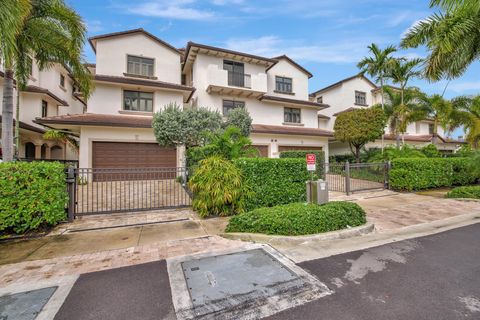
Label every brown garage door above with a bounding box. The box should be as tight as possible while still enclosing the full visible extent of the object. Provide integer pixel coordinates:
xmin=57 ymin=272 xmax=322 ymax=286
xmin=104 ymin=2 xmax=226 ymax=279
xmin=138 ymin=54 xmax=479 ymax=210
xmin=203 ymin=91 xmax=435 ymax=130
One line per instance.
xmin=278 ymin=146 xmax=323 ymax=152
xmin=252 ymin=145 xmax=269 ymax=157
xmin=92 ymin=142 xmax=176 ymax=168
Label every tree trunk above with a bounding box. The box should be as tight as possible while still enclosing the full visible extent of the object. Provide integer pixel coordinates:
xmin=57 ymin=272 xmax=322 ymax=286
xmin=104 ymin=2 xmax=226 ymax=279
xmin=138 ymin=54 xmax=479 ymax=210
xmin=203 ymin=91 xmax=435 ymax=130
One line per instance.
xmin=395 ymin=121 xmax=401 ymax=149
xmin=355 ymin=146 xmax=361 ymax=163
xmin=15 ymin=90 xmax=20 ymax=158
xmin=380 ymin=76 xmax=385 ymax=154
xmin=1 ymin=69 xmax=15 ymax=161
xmin=432 ymin=119 xmax=438 ymax=145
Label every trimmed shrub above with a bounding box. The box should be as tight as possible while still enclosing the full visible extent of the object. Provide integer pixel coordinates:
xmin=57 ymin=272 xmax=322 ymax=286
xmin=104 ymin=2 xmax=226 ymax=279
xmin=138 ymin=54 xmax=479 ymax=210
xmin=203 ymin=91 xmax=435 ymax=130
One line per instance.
xmin=421 ymin=144 xmax=441 ymax=158
xmin=189 ymin=156 xmax=251 ymax=218
xmin=279 ymin=150 xmax=325 ymax=177
xmin=233 ymin=158 xmax=309 ymax=211
xmin=223 ymin=108 xmax=253 ymax=137
xmin=0 ymin=162 xmax=68 ymax=234
xmin=225 ymin=201 xmax=366 ymax=236
xmin=446 ymin=185 xmax=480 ymax=199
xmin=389 ymin=158 xmax=478 ymax=191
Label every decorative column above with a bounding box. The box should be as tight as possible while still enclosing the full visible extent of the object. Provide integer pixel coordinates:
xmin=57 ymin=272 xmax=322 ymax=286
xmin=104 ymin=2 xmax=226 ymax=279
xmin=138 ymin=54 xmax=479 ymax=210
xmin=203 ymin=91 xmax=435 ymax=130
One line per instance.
xmin=45 ymin=145 xmax=52 ymax=159
xmin=34 ymin=144 xmax=42 ymax=159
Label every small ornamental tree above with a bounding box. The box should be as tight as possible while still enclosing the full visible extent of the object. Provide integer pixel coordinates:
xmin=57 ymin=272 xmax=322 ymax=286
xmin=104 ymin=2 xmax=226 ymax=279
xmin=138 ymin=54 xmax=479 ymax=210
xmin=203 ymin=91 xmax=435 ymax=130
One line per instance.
xmin=152 ymin=103 xmax=223 ymax=147
xmin=223 ymin=108 xmax=252 ymax=137
xmin=334 ymin=108 xmax=386 ymax=162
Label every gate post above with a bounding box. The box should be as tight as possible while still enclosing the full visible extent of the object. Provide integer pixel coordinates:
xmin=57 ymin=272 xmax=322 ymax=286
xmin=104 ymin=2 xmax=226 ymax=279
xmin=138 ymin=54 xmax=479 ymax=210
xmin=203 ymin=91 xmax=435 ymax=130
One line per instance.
xmin=66 ymin=167 xmax=76 ymax=222
xmin=345 ymin=161 xmax=351 ymax=195
xmin=385 ymin=161 xmax=391 ymax=189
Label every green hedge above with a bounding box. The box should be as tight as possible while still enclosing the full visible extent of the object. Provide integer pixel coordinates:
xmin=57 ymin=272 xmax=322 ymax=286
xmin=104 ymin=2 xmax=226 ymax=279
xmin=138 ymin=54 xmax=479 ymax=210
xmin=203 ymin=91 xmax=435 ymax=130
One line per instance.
xmin=225 ymin=201 xmax=366 ymax=236
xmin=446 ymin=185 xmax=480 ymax=199
xmin=279 ymin=150 xmax=325 ymax=177
xmin=233 ymin=158 xmax=309 ymax=211
xmin=389 ymin=158 xmax=478 ymax=191
xmin=0 ymin=162 xmax=68 ymax=234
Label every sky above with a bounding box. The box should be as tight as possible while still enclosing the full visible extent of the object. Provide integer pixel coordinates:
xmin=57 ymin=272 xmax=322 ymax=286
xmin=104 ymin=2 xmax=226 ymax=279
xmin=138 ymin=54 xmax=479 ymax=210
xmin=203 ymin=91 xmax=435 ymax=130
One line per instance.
xmin=69 ymin=0 xmax=479 ymax=137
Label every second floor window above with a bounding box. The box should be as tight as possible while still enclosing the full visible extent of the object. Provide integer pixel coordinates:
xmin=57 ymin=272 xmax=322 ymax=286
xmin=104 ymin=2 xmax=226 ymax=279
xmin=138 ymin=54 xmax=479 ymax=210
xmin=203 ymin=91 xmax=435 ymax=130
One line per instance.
xmin=223 ymin=100 xmax=245 ymax=115
xmin=123 ymin=90 xmax=153 ymax=112
xmin=41 ymin=100 xmax=48 ymax=117
xmin=316 ymin=96 xmax=323 ymax=103
xmin=355 ymin=91 xmax=367 ymax=105
xmin=429 ymin=123 xmax=435 ymax=134
xmin=127 ymin=55 xmax=154 ymax=77
xmin=276 ymin=76 xmax=292 ymax=93
xmin=284 ymin=107 xmax=301 ymax=123
xmin=60 ymin=74 xmax=65 ymax=87
xmin=223 ymin=60 xmax=245 ymax=87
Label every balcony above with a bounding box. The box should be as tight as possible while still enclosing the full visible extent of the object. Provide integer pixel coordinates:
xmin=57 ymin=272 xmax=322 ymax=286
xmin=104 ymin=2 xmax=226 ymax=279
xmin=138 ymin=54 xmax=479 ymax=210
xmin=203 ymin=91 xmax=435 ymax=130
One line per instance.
xmin=206 ymin=65 xmax=267 ymax=98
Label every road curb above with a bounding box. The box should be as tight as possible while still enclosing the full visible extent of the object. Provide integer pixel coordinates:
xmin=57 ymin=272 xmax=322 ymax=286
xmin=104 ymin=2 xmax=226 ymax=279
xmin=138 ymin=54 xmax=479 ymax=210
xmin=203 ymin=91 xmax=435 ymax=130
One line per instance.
xmin=220 ymin=223 xmax=375 ymax=245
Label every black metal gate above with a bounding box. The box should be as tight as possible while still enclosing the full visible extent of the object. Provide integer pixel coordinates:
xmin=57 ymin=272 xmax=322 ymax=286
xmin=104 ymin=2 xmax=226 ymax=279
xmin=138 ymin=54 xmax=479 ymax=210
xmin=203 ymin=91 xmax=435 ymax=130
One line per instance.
xmin=67 ymin=167 xmax=192 ymax=217
xmin=323 ymin=162 xmax=389 ymax=195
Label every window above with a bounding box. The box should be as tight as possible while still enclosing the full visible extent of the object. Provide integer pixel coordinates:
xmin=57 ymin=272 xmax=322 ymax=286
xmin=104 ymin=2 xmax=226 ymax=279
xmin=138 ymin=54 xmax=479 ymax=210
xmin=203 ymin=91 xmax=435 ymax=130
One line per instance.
xmin=429 ymin=123 xmax=435 ymax=134
xmin=60 ymin=74 xmax=65 ymax=87
xmin=223 ymin=100 xmax=245 ymax=115
xmin=223 ymin=60 xmax=245 ymax=87
xmin=123 ymin=90 xmax=153 ymax=112
xmin=316 ymin=96 xmax=323 ymax=103
xmin=41 ymin=100 xmax=48 ymax=117
xmin=127 ymin=55 xmax=154 ymax=77
xmin=284 ymin=107 xmax=301 ymax=123
xmin=275 ymin=76 xmax=293 ymax=93
xmin=355 ymin=91 xmax=367 ymax=105
xmin=26 ymin=56 xmax=33 ymax=76
xmin=181 ymin=74 xmax=186 ymax=85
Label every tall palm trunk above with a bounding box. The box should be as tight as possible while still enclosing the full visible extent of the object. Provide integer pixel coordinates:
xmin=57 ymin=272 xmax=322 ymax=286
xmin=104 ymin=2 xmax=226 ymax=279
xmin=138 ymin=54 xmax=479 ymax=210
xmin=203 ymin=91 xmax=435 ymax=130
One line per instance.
xmin=1 ymin=69 xmax=14 ymax=161
xmin=380 ymin=76 xmax=385 ymax=153
xmin=432 ymin=118 xmax=438 ymax=145
xmin=396 ymin=85 xmax=405 ymax=149
xmin=15 ymin=90 xmax=20 ymax=158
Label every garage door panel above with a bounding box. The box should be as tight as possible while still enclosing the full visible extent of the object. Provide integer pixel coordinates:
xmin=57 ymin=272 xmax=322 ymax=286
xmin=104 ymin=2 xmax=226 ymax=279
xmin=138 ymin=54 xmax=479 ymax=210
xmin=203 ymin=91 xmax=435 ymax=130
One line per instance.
xmin=252 ymin=145 xmax=269 ymax=157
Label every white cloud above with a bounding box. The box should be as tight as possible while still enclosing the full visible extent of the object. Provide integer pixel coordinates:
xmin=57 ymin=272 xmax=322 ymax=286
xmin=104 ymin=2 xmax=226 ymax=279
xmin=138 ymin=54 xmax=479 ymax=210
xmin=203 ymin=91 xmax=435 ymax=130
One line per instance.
xmin=210 ymin=0 xmax=244 ymax=5
xmin=224 ymin=35 xmax=386 ymax=63
xmin=449 ymin=81 xmax=480 ymax=93
xmin=86 ymin=20 xmax=104 ymax=33
xmin=127 ymin=0 xmax=214 ymax=20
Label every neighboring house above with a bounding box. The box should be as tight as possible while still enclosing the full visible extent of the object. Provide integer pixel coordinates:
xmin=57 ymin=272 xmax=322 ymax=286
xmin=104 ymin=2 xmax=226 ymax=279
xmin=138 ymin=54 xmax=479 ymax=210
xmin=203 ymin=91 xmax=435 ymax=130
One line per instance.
xmin=37 ymin=29 xmax=332 ymax=169
xmin=310 ymin=74 xmax=463 ymax=155
xmin=0 ymin=61 xmax=86 ymax=160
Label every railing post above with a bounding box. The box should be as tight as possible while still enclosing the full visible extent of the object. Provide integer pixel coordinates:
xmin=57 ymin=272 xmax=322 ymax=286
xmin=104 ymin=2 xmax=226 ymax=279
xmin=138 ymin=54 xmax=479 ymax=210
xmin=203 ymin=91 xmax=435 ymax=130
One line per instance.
xmin=385 ymin=161 xmax=391 ymax=189
xmin=345 ymin=161 xmax=351 ymax=195
xmin=66 ymin=167 xmax=76 ymax=222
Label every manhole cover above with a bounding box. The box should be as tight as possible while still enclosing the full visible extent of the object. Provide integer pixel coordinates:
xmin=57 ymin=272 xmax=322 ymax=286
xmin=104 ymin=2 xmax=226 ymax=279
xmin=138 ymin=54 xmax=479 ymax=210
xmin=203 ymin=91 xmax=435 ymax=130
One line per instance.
xmin=0 ymin=287 xmax=57 ymax=320
xmin=171 ymin=247 xmax=332 ymax=319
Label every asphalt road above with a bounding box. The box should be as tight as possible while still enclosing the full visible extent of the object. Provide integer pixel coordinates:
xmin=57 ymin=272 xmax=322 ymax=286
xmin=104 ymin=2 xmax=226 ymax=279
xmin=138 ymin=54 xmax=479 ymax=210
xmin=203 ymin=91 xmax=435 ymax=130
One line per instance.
xmin=269 ymin=223 xmax=480 ymax=320
xmin=51 ymin=223 xmax=480 ymax=319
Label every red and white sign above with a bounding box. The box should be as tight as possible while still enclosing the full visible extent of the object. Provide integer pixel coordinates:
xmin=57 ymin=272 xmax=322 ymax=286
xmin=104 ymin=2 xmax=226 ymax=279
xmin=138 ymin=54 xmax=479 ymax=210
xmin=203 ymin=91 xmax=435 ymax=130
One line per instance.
xmin=306 ymin=154 xmax=316 ymax=171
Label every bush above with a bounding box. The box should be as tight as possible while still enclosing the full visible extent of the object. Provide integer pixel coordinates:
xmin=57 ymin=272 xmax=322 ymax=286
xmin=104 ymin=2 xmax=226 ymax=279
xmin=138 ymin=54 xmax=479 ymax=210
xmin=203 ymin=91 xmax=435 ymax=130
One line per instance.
xmin=0 ymin=162 xmax=68 ymax=234
xmin=223 ymin=108 xmax=252 ymax=137
xmin=446 ymin=185 xmax=480 ymax=199
xmin=421 ymin=144 xmax=441 ymax=157
xmin=233 ymin=158 xmax=310 ymax=211
xmin=189 ymin=156 xmax=251 ymax=218
xmin=389 ymin=157 xmax=478 ymax=191
xmin=368 ymin=145 xmax=426 ymax=162
xmin=279 ymin=150 xmax=325 ymax=177
xmin=225 ymin=201 xmax=366 ymax=236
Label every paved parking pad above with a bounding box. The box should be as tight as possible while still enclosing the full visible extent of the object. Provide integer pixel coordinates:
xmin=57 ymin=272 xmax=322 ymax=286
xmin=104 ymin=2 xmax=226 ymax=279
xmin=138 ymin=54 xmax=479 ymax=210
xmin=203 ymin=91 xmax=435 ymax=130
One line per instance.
xmin=169 ymin=245 xmax=332 ymax=319
xmin=0 ymin=287 xmax=56 ymax=320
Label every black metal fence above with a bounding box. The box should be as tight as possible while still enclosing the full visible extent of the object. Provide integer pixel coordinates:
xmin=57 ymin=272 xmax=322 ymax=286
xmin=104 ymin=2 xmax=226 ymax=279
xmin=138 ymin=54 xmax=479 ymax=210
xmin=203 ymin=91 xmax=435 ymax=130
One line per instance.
xmin=67 ymin=167 xmax=191 ymax=217
xmin=322 ymin=162 xmax=389 ymax=195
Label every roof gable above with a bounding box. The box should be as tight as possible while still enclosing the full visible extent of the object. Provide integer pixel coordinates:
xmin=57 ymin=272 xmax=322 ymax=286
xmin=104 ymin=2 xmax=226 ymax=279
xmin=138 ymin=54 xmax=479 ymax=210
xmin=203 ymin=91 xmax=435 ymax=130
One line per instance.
xmin=310 ymin=74 xmax=377 ymax=97
xmin=267 ymin=55 xmax=313 ymax=78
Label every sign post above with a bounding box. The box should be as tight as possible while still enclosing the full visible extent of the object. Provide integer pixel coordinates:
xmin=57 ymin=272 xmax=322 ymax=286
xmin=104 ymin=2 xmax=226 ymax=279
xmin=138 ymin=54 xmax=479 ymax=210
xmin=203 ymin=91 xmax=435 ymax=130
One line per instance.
xmin=306 ymin=154 xmax=316 ymax=203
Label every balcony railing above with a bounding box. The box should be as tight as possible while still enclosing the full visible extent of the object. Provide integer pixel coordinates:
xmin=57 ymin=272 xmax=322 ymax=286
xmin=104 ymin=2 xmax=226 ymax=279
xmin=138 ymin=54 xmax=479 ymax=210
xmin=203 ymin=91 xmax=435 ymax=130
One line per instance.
xmin=227 ymin=71 xmax=251 ymax=89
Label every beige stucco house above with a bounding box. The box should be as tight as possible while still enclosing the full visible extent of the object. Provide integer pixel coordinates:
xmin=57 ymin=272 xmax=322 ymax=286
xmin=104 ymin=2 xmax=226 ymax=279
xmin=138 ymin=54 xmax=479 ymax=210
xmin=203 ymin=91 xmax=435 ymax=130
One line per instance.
xmin=37 ymin=29 xmax=333 ymax=169
xmin=0 ymin=61 xmax=86 ymax=160
xmin=310 ymin=74 xmax=463 ymax=155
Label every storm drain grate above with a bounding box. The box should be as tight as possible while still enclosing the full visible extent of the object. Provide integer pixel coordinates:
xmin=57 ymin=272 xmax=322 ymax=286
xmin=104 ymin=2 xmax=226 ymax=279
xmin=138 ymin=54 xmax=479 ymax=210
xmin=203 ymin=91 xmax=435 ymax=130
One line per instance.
xmin=176 ymin=248 xmax=330 ymax=319
xmin=0 ymin=286 xmax=57 ymax=320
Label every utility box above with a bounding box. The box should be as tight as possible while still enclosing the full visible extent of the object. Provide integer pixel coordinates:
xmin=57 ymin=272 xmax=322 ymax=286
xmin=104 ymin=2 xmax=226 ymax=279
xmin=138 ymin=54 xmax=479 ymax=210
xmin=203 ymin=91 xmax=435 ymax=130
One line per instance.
xmin=306 ymin=179 xmax=329 ymax=204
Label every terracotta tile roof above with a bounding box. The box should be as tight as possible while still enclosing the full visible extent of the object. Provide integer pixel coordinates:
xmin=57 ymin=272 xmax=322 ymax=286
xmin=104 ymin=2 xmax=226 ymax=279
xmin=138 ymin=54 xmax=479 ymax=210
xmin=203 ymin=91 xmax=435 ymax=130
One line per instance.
xmin=259 ymin=94 xmax=329 ymax=109
xmin=88 ymin=29 xmax=181 ymax=54
xmin=268 ymin=55 xmax=313 ymax=78
xmin=35 ymin=113 xmax=153 ymax=128
xmin=317 ymin=114 xmax=330 ymax=119
xmin=94 ymin=74 xmax=195 ymax=94
xmin=252 ymin=124 xmax=333 ymax=137
xmin=23 ymin=85 xmax=69 ymax=106
xmin=382 ymin=134 xmax=462 ymax=144
xmin=310 ymin=74 xmax=378 ymax=97
xmin=0 ymin=116 xmax=45 ymax=134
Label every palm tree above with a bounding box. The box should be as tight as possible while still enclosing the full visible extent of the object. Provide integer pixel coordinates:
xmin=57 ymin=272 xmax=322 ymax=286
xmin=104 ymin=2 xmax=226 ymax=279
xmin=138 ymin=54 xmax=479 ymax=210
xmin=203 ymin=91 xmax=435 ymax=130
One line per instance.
xmin=401 ymin=0 xmax=480 ymax=80
xmin=378 ymin=87 xmax=428 ymax=147
xmin=43 ymin=130 xmax=79 ymax=156
xmin=1 ymin=0 xmax=92 ymax=162
xmin=418 ymin=94 xmax=452 ymax=144
xmin=449 ymin=95 xmax=480 ymax=148
xmin=357 ymin=43 xmax=397 ymax=152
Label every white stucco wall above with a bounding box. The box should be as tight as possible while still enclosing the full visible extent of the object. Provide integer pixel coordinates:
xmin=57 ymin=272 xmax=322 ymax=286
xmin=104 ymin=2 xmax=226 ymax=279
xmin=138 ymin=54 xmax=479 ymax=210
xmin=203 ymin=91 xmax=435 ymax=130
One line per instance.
xmin=94 ymin=33 xmax=181 ymax=84
xmin=250 ymin=133 xmax=329 ymax=159
xmin=266 ymin=59 xmax=309 ymax=100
